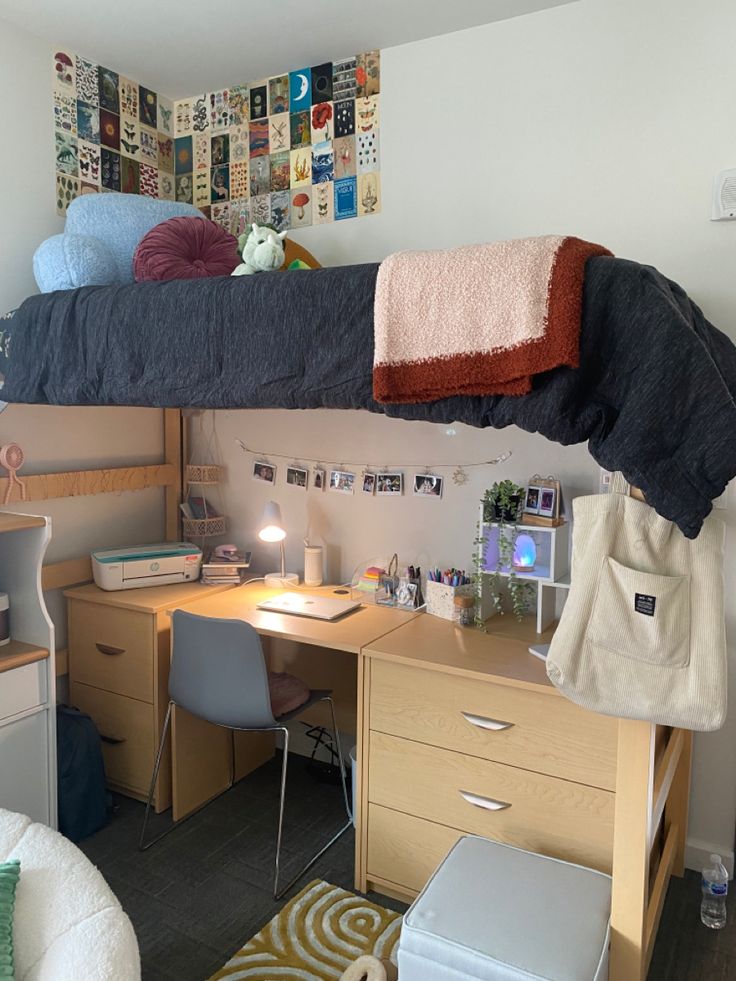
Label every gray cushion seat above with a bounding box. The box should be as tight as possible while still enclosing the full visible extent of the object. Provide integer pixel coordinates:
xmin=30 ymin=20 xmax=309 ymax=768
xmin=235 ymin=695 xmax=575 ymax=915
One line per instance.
xmin=398 ymin=836 xmax=611 ymax=981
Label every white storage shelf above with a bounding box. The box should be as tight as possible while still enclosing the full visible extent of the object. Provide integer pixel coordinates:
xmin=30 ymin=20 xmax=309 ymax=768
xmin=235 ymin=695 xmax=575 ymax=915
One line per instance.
xmin=478 ymin=512 xmax=571 ymax=633
xmin=0 ymin=512 xmax=56 ymax=827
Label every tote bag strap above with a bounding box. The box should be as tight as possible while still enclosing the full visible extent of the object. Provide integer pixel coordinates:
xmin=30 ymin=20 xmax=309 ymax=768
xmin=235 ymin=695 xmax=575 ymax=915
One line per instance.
xmin=610 ymin=471 xmax=631 ymax=496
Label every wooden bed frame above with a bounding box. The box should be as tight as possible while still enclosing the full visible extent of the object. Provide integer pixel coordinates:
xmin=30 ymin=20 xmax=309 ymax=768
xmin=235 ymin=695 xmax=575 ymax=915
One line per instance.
xmin=611 ymin=721 xmax=692 ymax=980
xmin=2 ymin=405 xmax=690 ymax=977
xmin=0 ymin=408 xmax=183 ymax=675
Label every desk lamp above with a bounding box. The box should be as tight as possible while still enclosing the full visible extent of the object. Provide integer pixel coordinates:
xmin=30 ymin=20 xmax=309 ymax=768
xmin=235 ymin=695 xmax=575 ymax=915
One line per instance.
xmin=258 ymin=501 xmax=299 ymax=587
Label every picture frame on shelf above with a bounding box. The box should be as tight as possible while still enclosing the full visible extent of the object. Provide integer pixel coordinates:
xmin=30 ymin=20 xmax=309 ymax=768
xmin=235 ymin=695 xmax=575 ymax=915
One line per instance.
xmin=523 ymin=484 xmax=541 ymax=515
xmin=539 ymin=486 xmax=557 ymax=518
xmin=313 ymin=468 xmax=325 ymax=490
xmin=523 ymin=474 xmax=564 ymax=526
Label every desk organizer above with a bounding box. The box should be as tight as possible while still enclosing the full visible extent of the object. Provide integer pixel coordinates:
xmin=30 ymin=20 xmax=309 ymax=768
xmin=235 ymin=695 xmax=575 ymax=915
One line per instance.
xmin=425 ymin=580 xmax=476 ymax=620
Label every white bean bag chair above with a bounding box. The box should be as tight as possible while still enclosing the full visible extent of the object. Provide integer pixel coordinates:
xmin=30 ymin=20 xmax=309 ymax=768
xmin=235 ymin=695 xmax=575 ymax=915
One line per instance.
xmin=0 ymin=808 xmax=140 ymax=980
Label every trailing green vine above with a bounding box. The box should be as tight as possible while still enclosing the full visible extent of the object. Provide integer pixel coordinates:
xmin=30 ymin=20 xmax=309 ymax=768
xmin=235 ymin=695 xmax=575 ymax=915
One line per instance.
xmin=476 ymin=481 xmax=535 ymax=622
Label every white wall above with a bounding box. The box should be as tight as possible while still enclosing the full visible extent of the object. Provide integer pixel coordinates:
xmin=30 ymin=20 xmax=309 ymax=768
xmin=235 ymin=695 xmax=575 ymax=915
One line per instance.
xmin=198 ymin=0 xmax=736 ymax=871
xmin=0 ymin=20 xmax=165 ymax=661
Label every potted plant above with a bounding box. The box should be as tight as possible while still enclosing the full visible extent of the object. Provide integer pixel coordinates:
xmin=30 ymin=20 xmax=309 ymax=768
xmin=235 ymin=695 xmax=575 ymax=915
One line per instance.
xmin=482 ymin=480 xmax=524 ymax=524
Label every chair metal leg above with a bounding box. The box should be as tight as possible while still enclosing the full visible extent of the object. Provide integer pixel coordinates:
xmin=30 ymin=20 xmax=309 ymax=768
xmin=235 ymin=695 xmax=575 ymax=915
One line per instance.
xmin=273 ymin=726 xmax=289 ymax=899
xmin=139 ymin=700 xmax=174 ymax=851
xmin=272 ymin=696 xmax=353 ymax=901
xmin=325 ymin=694 xmax=353 ymax=824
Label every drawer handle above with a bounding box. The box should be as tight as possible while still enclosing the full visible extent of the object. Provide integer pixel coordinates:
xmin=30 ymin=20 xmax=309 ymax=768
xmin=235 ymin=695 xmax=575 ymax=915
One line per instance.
xmin=100 ymin=734 xmax=126 ymax=746
xmin=96 ymin=643 xmax=125 ymax=656
xmin=459 ymin=789 xmax=511 ymax=812
xmin=462 ymin=711 xmax=514 ymax=732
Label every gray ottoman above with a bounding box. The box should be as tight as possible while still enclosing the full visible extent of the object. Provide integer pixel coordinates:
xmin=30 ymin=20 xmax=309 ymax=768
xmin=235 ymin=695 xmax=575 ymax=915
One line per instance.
xmin=398 ymin=836 xmax=611 ymax=981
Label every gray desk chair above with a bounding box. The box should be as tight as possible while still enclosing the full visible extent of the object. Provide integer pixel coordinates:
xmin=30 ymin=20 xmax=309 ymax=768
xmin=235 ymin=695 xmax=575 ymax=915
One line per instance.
xmin=139 ymin=609 xmax=352 ymax=900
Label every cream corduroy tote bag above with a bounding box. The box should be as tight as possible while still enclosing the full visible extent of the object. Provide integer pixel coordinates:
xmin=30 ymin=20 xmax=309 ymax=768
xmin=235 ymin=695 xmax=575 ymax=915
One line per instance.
xmin=546 ymin=475 xmax=726 ymax=731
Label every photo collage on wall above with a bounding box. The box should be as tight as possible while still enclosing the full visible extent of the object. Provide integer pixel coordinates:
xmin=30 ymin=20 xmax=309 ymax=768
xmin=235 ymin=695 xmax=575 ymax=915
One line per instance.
xmin=52 ymin=49 xmax=381 ymax=232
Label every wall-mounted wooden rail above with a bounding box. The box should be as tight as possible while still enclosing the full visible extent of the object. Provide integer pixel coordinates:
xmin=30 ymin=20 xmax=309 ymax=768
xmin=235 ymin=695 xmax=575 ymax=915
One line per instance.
xmin=1 ymin=463 xmax=177 ymax=504
xmin=42 ymin=556 xmax=92 ymax=592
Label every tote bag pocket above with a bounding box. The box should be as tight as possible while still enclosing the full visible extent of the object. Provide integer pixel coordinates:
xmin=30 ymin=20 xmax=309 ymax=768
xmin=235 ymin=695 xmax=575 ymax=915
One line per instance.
xmin=587 ymin=556 xmax=690 ymax=668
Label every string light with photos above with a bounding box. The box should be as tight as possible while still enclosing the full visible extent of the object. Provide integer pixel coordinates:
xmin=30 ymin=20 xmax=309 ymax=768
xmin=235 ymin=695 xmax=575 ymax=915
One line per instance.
xmin=235 ymin=439 xmax=512 ymax=486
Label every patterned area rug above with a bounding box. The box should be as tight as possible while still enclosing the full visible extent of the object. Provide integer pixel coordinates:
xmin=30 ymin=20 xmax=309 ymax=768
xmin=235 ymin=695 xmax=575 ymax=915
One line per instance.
xmin=210 ymin=879 xmax=402 ymax=980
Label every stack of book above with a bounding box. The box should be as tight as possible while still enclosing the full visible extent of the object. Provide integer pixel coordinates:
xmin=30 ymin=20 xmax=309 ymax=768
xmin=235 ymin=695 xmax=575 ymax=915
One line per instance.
xmin=201 ymin=550 xmax=252 ymax=585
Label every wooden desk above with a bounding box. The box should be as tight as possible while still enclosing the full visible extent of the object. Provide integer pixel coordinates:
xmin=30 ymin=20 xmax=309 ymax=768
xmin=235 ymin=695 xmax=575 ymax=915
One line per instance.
xmin=179 ymin=583 xmax=420 ymax=655
xmin=358 ymin=614 xmax=692 ymax=981
xmin=170 ymin=583 xmax=421 ymax=819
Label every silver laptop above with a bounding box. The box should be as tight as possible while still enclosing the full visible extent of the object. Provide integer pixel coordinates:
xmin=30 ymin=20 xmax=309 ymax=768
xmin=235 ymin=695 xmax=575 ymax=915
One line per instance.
xmin=256 ymin=591 xmax=362 ymax=621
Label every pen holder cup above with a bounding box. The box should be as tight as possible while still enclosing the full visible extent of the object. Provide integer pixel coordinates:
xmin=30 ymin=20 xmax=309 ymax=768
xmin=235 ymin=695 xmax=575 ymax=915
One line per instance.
xmin=424 ymin=580 xmax=476 ymax=620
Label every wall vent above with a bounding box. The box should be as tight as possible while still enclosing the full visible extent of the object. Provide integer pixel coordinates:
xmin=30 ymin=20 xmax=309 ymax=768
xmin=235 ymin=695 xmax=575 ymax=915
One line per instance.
xmin=711 ymin=168 xmax=736 ymax=220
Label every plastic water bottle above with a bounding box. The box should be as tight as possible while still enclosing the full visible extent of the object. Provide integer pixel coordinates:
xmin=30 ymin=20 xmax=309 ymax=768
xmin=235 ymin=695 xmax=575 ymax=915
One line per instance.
xmin=701 ymin=854 xmax=728 ymax=929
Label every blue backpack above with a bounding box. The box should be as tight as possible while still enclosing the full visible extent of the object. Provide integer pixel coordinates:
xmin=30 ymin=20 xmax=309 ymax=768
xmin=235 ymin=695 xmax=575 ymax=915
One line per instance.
xmin=56 ymin=705 xmax=109 ymax=842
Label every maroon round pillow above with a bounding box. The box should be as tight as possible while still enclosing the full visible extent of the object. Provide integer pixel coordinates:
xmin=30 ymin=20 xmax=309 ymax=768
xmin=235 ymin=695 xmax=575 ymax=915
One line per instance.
xmin=133 ymin=215 xmax=240 ymax=282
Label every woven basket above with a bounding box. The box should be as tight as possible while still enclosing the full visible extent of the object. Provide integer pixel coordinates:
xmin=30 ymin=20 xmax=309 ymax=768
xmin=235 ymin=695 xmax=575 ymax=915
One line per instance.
xmin=186 ymin=464 xmax=225 ymax=484
xmin=182 ymin=515 xmax=227 ymax=538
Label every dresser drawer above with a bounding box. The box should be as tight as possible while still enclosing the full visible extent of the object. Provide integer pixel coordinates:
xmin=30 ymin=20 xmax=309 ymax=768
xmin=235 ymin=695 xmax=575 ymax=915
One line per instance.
xmin=367 ymin=804 xmax=464 ymax=897
xmin=369 ymin=659 xmax=617 ymax=790
xmin=70 ymin=683 xmax=154 ymax=796
xmin=69 ymin=601 xmax=154 ymax=703
xmin=0 ymin=661 xmax=46 ymax=720
xmin=369 ymin=731 xmax=614 ymax=873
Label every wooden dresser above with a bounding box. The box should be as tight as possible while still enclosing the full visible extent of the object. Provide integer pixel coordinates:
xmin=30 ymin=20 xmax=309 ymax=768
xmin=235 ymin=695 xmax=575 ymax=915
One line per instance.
xmin=356 ymin=613 xmax=692 ymax=981
xmin=65 ymin=581 xmax=232 ymax=812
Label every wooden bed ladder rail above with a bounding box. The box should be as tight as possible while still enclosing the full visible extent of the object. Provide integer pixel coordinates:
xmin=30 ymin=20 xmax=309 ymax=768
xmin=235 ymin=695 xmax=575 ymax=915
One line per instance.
xmin=609 ymin=720 xmax=692 ymax=981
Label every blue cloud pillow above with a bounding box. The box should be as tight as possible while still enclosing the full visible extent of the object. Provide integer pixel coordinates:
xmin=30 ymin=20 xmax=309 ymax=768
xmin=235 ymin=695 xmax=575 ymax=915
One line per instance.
xmin=33 ymin=233 xmax=117 ymax=293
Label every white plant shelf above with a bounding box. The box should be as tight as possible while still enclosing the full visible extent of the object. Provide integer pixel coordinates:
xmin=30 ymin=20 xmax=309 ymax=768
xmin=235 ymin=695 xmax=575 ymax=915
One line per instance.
xmin=478 ymin=510 xmax=571 ymax=633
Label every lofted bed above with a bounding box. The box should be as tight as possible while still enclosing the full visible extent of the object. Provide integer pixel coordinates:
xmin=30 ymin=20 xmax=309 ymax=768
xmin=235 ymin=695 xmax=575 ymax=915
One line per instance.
xmin=2 ymin=254 xmax=736 ymax=538
xmin=1 ymin=251 xmax=734 ymax=981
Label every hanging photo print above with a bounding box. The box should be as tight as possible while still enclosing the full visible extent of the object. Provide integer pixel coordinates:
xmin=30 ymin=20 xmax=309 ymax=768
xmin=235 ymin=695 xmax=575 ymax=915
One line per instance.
xmin=376 ymin=473 xmax=403 ymax=496
xmin=253 ymin=461 xmax=276 ymax=484
xmin=286 ymin=466 xmax=308 ymax=489
xmin=413 ymin=474 xmax=443 ymax=498
xmin=329 ymin=470 xmax=355 ymax=494
xmin=362 ymin=472 xmax=376 ymax=495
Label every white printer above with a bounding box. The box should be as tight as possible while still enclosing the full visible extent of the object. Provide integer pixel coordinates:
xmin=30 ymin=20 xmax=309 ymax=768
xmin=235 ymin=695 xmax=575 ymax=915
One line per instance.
xmin=91 ymin=543 xmax=202 ymax=591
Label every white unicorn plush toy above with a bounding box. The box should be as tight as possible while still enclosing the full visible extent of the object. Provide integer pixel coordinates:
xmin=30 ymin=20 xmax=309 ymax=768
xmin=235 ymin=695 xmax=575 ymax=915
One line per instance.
xmin=232 ymin=223 xmax=287 ymax=275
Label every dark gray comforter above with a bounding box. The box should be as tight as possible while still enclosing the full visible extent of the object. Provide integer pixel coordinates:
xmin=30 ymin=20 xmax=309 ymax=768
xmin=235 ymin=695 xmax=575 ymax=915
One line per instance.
xmin=2 ymin=257 xmax=735 ymax=538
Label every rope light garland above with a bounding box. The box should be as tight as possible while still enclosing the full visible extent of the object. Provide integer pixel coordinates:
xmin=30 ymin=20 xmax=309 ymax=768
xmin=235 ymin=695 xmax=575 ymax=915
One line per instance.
xmin=235 ymin=439 xmax=512 ymax=485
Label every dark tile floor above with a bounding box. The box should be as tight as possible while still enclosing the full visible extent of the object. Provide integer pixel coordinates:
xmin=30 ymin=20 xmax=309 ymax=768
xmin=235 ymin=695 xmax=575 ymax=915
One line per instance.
xmin=80 ymin=755 xmax=732 ymax=981
xmin=79 ymin=755 xmax=403 ymax=981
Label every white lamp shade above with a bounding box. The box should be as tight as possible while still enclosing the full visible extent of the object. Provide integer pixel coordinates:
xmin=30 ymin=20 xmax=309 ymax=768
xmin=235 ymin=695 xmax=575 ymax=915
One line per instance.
xmin=258 ymin=501 xmax=286 ymax=542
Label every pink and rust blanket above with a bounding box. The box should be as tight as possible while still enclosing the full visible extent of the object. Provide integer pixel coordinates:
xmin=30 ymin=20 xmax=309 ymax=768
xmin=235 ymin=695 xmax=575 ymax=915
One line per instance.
xmin=373 ymin=235 xmax=612 ymax=402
